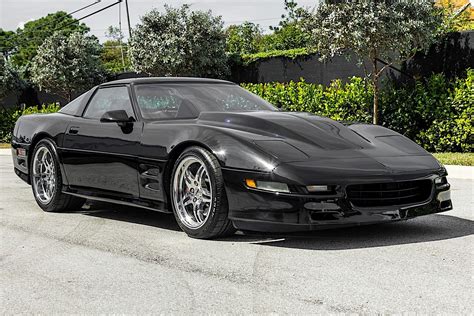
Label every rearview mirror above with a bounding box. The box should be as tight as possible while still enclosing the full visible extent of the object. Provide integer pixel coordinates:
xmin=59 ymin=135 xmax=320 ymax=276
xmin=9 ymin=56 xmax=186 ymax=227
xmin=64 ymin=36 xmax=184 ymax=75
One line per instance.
xmin=100 ymin=110 xmax=134 ymax=123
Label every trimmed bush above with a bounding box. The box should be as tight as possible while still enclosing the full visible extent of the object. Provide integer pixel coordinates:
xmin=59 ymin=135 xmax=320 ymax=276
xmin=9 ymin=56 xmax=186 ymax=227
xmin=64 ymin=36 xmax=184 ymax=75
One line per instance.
xmin=242 ymin=77 xmax=373 ymax=123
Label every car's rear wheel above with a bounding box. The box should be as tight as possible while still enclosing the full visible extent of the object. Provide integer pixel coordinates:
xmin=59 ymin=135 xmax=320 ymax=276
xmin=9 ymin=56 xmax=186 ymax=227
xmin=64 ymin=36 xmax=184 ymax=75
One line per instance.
xmin=170 ymin=146 xmax=235 ymax=239
xmin=30 ymin=139 xmax=84 ymax=212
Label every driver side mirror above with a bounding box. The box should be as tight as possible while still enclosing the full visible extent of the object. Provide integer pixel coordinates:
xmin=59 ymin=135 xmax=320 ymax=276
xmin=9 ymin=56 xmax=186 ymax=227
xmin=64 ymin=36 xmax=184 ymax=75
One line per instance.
xmin=100 ymin=110 xmax=134 ymax=123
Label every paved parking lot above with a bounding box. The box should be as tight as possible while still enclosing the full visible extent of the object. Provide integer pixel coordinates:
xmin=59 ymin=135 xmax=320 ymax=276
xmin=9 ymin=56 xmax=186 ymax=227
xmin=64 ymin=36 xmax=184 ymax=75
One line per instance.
xmin=1 ymin=149 xmax=473 ymax=314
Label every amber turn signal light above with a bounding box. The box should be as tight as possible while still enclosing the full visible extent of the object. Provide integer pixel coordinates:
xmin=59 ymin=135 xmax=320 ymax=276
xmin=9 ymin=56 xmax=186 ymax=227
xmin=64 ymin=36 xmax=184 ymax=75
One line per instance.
xmin=245 ymin=179 xmax=257 ymax=188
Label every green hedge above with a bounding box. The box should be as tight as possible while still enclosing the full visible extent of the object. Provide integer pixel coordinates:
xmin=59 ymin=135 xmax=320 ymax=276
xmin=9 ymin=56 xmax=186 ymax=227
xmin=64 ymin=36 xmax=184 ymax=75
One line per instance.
xmin=241 ymin=48 xmax=313 ymax=65
xmin=242 ymin=70 xmax=473 ymax=153
xmin=0 ymin=103 xmax=60 ymax=143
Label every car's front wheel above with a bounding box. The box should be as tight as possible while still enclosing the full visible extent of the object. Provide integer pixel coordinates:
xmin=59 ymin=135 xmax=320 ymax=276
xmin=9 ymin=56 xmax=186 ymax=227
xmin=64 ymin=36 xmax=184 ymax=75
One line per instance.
xmin=170 ymin=146 xmax=235 ymax=239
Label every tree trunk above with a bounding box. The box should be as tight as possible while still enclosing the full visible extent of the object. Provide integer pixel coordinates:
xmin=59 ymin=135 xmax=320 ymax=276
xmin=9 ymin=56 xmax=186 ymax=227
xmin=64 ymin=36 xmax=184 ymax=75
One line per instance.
xmin=371 ymin=57 xmax=379 ymax=125
xmin=372 ymin=77 xmax=379 ymax=125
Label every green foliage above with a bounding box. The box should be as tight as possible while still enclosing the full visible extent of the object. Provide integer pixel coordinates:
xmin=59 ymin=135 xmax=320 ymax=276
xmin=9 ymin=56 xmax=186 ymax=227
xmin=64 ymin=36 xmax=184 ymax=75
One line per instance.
xmin=0 ymin=58 xmax=25 ymax=99
xmin=260 ymin=24 xmax=310 ymax=52
xmin=31 ymin=32 xmax=104 ymax=101
xmin=241 ymin=48 xmax=311 ymax=64
xmin=101 ymin=26 xmax=131 ymax=73
xmin=242 ymin=71 xmax=473 ymax=152
xmin=438 ymin=1 xmax=474 ymax=32
xmin=0 ymin=103 xmax=59 ymax=143
xmin=380 ymin=73 xmax=453 ymax=141
xmin=3 ymin=12 xmax=89 ymax=70
xmin=225 ymin=1 xmax=311 ymax=57
xmin=260 ymin=0 xmax=310 ymax=51
xmin=130 ymin=4 xmax=228 ymax=78
xmin=0 ymin=29 xmax=16 ymax=58
xmin=225 ymin=22 xmax=263 ymax=55
xmin=416 ymin=70 xmax=474 ymax=152
xmin=101 ymin=40 xmax=131 ymax=73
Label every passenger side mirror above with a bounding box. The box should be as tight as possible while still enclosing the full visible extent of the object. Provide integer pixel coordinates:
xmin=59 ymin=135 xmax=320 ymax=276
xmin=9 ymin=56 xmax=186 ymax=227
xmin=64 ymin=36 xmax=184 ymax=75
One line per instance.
xmin=100 ymin=110 xmax=134 ymax=123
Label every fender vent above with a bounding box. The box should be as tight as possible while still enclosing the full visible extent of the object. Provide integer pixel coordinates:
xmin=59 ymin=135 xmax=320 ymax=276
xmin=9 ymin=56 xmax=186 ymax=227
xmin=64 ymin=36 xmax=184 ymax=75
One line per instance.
xmin=347 ymin=180 xmax=432 ymax=207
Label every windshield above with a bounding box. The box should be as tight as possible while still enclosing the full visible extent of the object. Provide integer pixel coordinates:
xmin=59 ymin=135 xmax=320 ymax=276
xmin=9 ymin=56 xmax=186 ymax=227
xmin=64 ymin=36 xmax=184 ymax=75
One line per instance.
xmin=134 ymin=83 xmax=277 ymax=120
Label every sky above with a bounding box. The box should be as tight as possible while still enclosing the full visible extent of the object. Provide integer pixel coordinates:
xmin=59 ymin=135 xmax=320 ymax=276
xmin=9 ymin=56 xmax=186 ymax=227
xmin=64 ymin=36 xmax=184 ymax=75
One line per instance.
xmin=0 ymin=0 xmax=321 ymax=42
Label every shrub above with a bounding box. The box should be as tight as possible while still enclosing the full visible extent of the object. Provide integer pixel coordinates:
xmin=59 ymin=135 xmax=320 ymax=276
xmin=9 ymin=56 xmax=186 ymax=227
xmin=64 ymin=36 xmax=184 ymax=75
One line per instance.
xmin=417 ymin=70 xmax=473 ymax=152
xmin=241 ymin=48 xmax=312 ymax=65
xmin=0 ymin=103 xmax=60 ymax=143
xmin=243 ymin=77 xmax=373 ymax=122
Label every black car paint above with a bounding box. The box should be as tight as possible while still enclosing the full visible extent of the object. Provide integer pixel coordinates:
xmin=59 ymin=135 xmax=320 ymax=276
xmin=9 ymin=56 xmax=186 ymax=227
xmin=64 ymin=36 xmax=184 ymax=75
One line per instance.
xmin=11 ymin=77 xmax=452 ymax=232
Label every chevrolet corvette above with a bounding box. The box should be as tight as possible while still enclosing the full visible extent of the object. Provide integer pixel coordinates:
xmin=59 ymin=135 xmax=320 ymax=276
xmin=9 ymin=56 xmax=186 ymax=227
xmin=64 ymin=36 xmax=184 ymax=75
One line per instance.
xmin=11 ymin=77 xmax=452 ymax=238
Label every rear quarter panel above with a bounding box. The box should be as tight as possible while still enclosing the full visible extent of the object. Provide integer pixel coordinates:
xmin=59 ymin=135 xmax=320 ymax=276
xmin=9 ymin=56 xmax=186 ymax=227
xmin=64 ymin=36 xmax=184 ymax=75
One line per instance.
xmin=12 ymin=113 xmax=72 ymax=178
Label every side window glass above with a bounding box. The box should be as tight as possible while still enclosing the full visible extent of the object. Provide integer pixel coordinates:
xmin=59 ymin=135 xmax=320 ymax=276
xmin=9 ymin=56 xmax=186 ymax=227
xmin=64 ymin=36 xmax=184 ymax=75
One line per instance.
xmin=83 ymin=86 xmax=135 ymax=120
xmin=135 ymin=85 xmax=198 ymax=119
xmin=59 ymin=91 xmax=86 ymax=116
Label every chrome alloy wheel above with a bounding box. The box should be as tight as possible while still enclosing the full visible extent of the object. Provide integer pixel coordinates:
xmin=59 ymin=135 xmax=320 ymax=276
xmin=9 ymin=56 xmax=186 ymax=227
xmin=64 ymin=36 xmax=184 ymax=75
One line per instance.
xmin=173 ymin=156 xmax=213 ymax=229
xmin=32 ymin=146 xmax=56 ymax=204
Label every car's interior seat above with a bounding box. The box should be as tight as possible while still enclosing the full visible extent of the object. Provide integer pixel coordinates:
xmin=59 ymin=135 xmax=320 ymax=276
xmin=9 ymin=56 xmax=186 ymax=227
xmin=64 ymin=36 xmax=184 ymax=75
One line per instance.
xmin=176 ymin=99 xmax=199 ymax=119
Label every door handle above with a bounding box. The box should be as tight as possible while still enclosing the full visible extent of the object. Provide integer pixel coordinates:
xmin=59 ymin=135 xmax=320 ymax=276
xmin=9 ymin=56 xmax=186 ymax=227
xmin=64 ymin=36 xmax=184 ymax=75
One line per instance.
xmin=68 ymin=126 xmax=80 ymax=135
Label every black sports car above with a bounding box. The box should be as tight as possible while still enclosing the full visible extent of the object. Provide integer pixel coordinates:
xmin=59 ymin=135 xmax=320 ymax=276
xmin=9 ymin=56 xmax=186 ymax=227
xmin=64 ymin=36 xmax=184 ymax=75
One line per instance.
xmin=12 ymin=77 xmax=452 ymax=239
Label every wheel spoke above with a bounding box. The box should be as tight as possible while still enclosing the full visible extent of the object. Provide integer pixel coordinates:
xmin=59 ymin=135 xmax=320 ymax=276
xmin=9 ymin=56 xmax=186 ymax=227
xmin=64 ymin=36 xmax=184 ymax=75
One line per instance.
xmin=196 ymin=209 xmax=204 ymax=222
xmin=192 ymin=203 xmax=199 ymax=221
xmin=196 ymin=165 xmax=205 ymax=184
xmin=182 ymin=195 xmax=192 ymax=207
xmin=202 ymin=188 xmax=211 ymax=197
xmin=184 ymin=169 xmax=194 ymax=187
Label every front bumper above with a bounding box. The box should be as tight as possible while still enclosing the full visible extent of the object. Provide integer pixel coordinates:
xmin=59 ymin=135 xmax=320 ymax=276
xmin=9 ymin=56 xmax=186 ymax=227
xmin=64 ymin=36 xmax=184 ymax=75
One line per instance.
xmin=222 ymin=168 xmax=452 ymax=233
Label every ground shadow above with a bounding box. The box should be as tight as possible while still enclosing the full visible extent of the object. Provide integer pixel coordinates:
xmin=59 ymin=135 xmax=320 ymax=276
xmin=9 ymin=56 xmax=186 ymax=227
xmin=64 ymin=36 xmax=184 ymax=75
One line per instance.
xmin=228 ymin=214 xmax=474 ymax=250
xmin=77 ymin=201 xmax=181 ymax=232
xmin=77 ymin=201 xmax=473 ymax=250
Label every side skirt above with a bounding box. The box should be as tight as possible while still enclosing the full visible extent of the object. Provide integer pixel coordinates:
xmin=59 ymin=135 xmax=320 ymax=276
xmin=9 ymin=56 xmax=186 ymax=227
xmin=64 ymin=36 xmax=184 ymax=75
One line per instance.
xmin=62 ymin=191 xmax=172 ymax=214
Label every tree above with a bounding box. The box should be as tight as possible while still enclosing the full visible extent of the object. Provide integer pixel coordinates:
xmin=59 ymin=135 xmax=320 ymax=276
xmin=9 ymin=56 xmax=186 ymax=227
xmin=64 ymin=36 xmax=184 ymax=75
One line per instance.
xmin=31 ymin=32 xmax=104 ymax=102
xmin=261 ymin=0 xmax=310 ymax=51
xmin=0 ymin=57 xmax=24 ymax=99
xmin=8 ymin=11 xmax=89 ymax=69
xmin=130 ymin=5 xmax=228 ymax=78
xmin=437 ymin=0 xmax=474 ymax=31
xmin=305 ymin=0 xmax=443 ymax=124
xmin=0 ymin=29 xmax=16 ymax=60
xmin=225 ymin=22 xmax=263 ymax=55
xmin=101 ymin=26 xmax=130 ymax=73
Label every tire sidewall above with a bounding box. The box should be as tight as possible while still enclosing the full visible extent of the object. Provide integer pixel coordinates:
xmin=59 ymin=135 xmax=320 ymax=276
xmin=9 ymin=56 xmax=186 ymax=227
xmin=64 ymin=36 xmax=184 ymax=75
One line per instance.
xmin=170 ymin=147 xmax=226 ymax=238
xmin=30 ymin=139 xmax=63 ymax=212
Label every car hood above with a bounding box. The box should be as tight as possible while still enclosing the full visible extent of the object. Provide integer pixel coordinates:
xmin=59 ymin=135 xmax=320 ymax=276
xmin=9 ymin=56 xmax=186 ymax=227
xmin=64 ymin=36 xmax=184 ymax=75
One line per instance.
xmin=198 ymin=111 xmax=441 ymax=172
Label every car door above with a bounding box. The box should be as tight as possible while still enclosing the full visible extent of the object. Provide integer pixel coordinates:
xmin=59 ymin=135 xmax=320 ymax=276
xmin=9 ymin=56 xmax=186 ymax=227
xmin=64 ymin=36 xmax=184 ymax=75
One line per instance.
xmin=61 ymin=85 xmax=142 ymax=197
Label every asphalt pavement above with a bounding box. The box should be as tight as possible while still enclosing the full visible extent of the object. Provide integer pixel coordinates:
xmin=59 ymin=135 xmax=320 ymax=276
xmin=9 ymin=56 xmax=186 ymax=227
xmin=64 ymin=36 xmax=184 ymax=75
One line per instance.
xmin=1 ymin=149 xmax=473 ymax=314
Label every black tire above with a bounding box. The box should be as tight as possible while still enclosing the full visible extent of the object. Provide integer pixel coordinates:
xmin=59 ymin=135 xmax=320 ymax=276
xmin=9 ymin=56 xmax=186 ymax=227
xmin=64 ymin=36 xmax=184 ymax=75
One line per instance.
xmin=170 ymin=146 xmax=235 ymax=239
xmin=30 ymin=139 xmax=85 ymax=212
